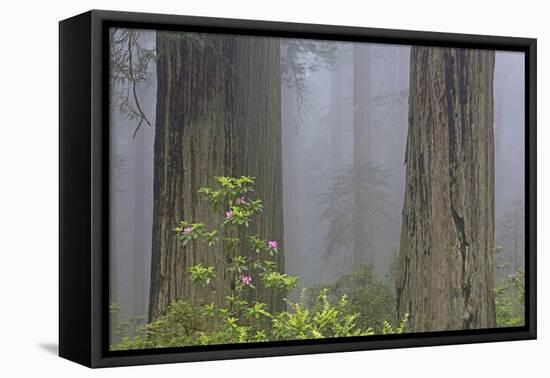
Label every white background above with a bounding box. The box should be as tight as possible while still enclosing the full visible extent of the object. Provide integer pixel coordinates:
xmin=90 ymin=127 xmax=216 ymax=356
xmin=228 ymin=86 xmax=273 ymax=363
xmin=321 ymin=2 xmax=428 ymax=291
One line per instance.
xmin=0 ymin=0 xmax=546 ymax=376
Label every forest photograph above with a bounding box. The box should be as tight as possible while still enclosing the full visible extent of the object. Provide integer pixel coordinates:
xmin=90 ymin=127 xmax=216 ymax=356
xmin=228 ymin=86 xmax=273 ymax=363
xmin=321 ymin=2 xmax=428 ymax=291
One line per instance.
xmin=108 ymin=27 xmax=526 ymax=351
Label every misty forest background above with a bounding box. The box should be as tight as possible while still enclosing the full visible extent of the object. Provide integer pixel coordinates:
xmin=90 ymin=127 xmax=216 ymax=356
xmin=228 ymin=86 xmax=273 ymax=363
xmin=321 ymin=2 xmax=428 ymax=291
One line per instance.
xmin=109 ymin=29 xmax=525 ymax=346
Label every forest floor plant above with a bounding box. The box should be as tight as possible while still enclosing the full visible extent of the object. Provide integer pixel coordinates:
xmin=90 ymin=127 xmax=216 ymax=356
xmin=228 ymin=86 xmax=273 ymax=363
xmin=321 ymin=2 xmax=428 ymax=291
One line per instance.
xmin=111 ymin=176 xmax=408 ymax=350
xmin=493 ymin=268 xmax=525 ymax=327
xmin=492 ymin=245 xmax=525 ymax=327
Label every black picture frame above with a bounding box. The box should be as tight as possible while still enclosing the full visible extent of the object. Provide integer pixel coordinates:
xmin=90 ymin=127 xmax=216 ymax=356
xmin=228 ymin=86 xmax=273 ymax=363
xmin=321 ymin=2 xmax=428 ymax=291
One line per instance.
xmin=59 ymin=9 xmax=537 ymax=368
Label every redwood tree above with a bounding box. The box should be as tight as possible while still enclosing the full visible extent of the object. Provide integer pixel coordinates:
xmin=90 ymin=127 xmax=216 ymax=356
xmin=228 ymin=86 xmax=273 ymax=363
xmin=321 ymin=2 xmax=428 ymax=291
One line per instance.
xmin=148 ymin=32 xmax=283 ymax=321
xmin=396 ymin=46 xmax=496 ymax=332
xmin=352 ymin=44 xmax=372 ymax=266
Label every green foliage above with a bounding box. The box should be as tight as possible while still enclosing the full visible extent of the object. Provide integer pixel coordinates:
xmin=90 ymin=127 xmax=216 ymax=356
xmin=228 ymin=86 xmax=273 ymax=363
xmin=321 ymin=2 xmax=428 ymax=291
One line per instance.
xmin=308 ymin=264 xmax=396 ymax=332
xmin=262 ymin=272 xmax=298 ymax=292
xmin=251 ymin=259 xmax=277 ymax=274
xmin=111 ymin=291 xmax=408 ymax=350
xmin=171 ymin=176 xmax=295 ymax=301
xmin=201 ymin=230 xmax=219 ymax=247
xmin=188 ymin=264 xmax=216 ymax=287
xmin=494 ymin=269 xmax=525 ymax=327
xmin=109 ymin=302 xmax=146 ymax=347
xmin=223 ymin=205 xmax=254 ymax=227
xmin=111 ymin=300 xmax=207 ymax=350
xmin=381 ymin=314 xmax=409 ymax=335
xmin=492 ymin=240 xmax=525 ymax=327
xmin=228 ymin=255 xmax=248 ymax=274
xmin=109 ymin=302 xmax=126 ymax=339
xmin=198 ymin=176 xmax=257 ymax=210
xmin=244 ymin=302 xmax=271 ymax=320
xmin=111 ymin=176 xmax=404 ymax=351
xmin=272 ymin=289 xmax=374 ymax=340
xmin=247 ymin=235 xmax=267 ymax=253
xmin=173 ymin=221 xmax=204 ymax=246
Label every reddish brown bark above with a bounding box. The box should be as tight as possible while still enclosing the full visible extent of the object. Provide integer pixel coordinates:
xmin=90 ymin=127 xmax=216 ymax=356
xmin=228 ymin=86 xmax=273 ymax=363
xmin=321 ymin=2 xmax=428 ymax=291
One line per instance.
xmin=396 ymin=46 xmax=496 ymax=331
xmin=149 ymin=33 xmax=283 ymax=321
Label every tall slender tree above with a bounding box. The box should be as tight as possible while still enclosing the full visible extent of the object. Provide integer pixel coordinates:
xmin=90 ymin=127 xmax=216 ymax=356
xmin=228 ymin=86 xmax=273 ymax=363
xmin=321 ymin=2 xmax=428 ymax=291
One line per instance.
xmin=148 ymin=32 xmax=283 ymax=321
xmin=352 ymin=44 xmax=372 ymax=266
xmin=396 ymin=46 xmax=496 ymax=331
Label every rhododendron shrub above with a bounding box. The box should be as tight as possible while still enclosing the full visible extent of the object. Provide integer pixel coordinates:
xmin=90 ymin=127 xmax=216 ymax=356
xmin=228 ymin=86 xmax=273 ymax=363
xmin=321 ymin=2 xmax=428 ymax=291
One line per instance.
xmin=111 ymin=176 xmax=407 ymax=350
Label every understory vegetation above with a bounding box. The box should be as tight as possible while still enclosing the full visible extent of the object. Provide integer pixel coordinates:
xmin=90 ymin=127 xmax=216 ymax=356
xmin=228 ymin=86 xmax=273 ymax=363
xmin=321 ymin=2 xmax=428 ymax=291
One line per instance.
xmin=493 ymin=245 xmax=525 ymax=327
xmin=305 ymin=264 xmax=396 ymax=333
xmin=110 ymin=176 xmax=524 ymax=351
xmin=494 ymin=269 xmax=525 ymax=327
xmin=110 ymin=176 xmax=407 ymax=350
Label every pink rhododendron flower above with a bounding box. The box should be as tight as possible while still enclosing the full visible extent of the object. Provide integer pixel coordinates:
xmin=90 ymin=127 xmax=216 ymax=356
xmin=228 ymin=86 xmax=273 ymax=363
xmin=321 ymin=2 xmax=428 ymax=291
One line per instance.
xmin=225 ymin=210 xmax=233 ymax=219
xmin=183 ymin=227 xmax=193 ymax=234
xmin=268 ymin=240 xmax=278 ymax=249
xmin=240 ymin=275 xmax=252 ymax=285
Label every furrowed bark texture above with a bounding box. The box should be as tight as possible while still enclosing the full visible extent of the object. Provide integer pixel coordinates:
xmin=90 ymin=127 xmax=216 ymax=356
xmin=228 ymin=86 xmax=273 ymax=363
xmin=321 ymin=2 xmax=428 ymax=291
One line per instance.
xmin=232 ymin=37 xmax=284 ymax=314
xmin=396 ymin=46 xmax=496 ymax=332
xmin=149 ymin=33 xmax=283 ymax=321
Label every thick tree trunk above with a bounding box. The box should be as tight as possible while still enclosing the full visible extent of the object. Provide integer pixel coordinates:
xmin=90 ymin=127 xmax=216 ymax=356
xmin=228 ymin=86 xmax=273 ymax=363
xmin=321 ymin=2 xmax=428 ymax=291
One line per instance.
xmin=232 ymin=38 xmax=284 ymax=314
xmin=148 ymin=33 xmax=283 ymax=321
xmin=396 ymin=47 xmax=496 ymax=332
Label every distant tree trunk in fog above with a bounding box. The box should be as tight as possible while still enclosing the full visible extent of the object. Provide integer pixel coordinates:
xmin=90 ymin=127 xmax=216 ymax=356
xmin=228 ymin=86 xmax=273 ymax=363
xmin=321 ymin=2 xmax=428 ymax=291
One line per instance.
xmin=281 ymin=69 xmax=302 ymax=280
xmin=132 ymin=129 xmax=147 ymax=317
xmin=149 ymin=33 xmax=283 ymax=321
xmin=396 ymin=47 xmax=496 ymax=331
xmin=352 ymin=44 xmax=371 ymax=265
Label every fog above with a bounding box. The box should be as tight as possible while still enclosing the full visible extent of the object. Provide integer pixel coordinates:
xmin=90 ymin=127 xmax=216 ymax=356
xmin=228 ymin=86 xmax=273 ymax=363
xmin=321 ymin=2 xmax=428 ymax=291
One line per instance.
xmin=494 ymin=51 xmax=525 ymax=275
xmin=109 ymin=30 xmax=525 ymax=335
xmin=282 ymin=42 xmax=410 ymax=287
xmin=109 ymin=30 xmax=155 ymax=338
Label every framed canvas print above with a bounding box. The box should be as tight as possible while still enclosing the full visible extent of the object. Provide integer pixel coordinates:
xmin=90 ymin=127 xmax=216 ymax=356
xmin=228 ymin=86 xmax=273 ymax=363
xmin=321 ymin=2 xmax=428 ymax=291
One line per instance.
xmin=59 ymin=10 xmax=536 ymax=368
